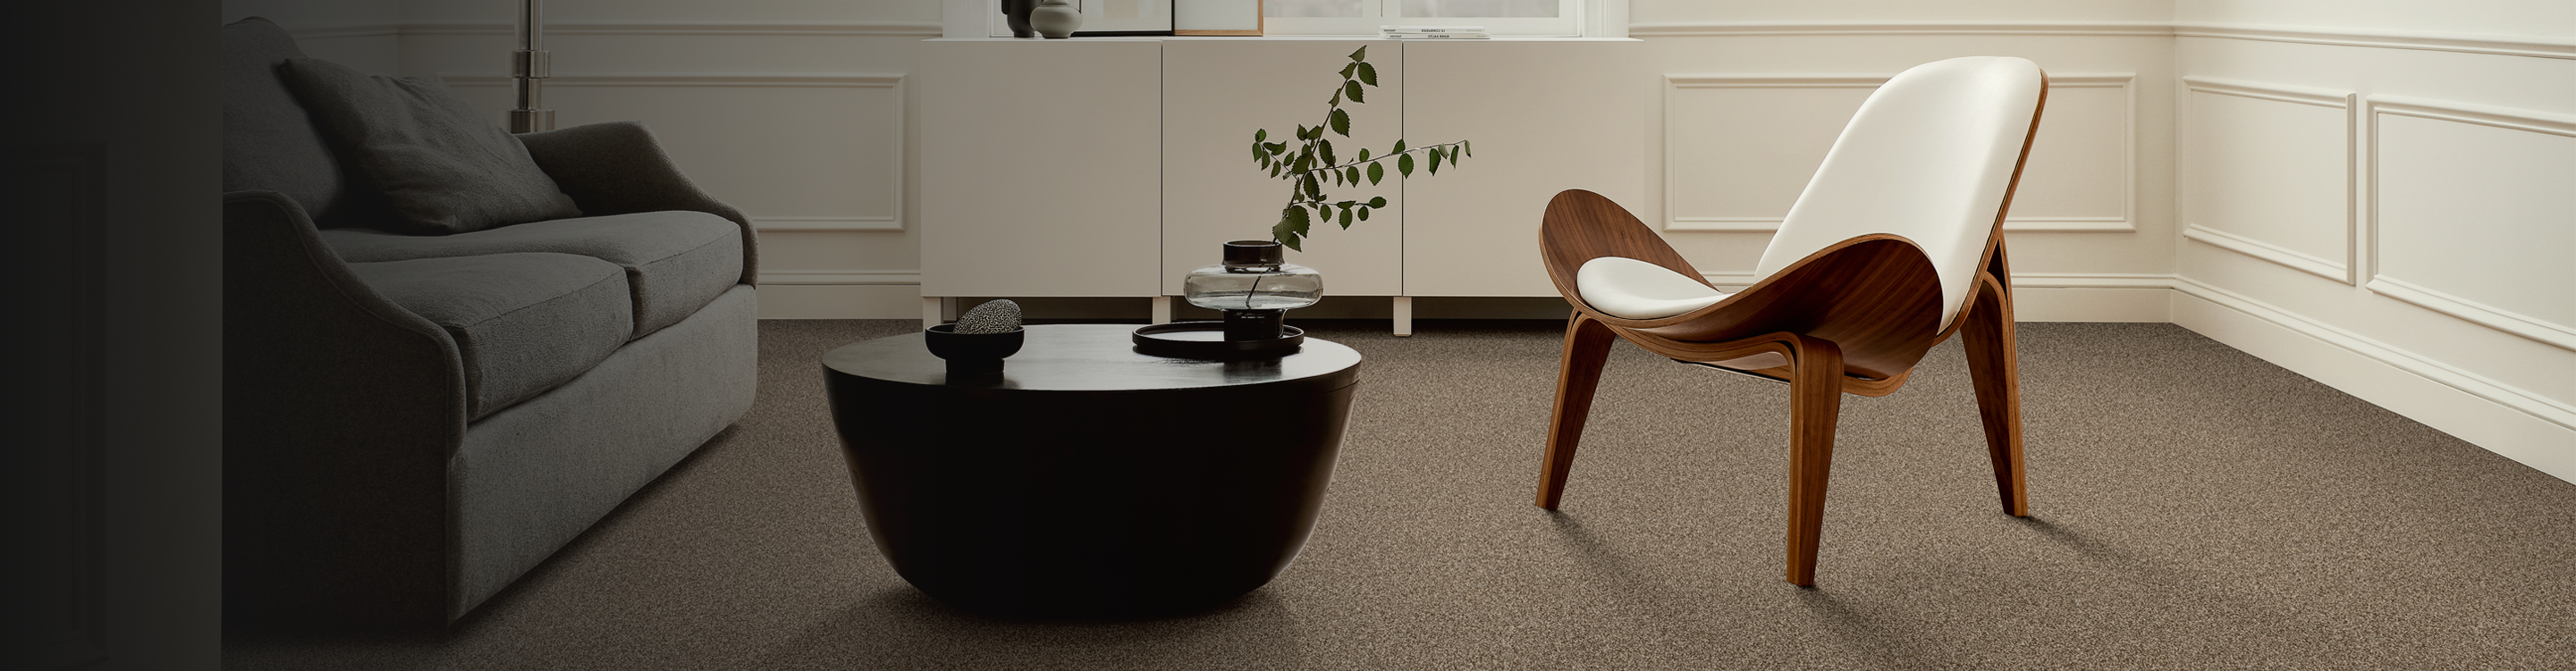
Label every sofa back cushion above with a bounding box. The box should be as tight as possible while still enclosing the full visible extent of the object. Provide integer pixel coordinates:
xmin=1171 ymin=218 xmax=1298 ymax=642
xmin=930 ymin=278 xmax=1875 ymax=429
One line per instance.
xmin=280 ymin=57 xmax=583 ymax=235
xmin=222 ymin=16 xmax=384 ymax=228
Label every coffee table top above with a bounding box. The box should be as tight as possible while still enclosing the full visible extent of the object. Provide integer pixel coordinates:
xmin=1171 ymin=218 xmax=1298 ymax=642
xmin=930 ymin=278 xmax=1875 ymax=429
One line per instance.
xmin=823 ymin=323 xmax=1361 ymax=392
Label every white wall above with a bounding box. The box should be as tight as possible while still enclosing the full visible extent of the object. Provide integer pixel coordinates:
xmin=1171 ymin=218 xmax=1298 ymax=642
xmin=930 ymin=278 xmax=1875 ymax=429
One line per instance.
xmin=2167 ymin=1 xmax=2575 ymax=480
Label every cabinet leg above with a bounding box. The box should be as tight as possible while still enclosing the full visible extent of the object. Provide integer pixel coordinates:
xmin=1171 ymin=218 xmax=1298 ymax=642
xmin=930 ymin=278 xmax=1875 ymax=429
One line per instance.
xmin=921 ymin=297 xmax=942 ymax=329
xmin=1392 ymin=297 xmax=1413 ymax=337
xmin=1152 ymin=296 xmax=1172 ymax=324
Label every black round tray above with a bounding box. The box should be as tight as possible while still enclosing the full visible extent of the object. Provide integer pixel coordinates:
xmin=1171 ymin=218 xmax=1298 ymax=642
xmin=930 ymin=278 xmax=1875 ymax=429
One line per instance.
xmin=1132 ymin=322 xmax=1305 ymax=358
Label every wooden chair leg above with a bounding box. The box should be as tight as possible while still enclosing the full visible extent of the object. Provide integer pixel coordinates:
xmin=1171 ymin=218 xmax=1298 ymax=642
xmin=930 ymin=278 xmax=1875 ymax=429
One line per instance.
xmin=1785 ymin=335 xmax=1844 ymax=587
xmin=1537 ymin=314 xmax=1617 ymax=509
xmin=1963 ymin=276 xmax=2030 ymax=516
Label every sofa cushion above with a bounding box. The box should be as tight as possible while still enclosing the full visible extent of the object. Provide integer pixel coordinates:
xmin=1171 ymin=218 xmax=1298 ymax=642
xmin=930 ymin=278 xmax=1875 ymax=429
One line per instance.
xmin=349 ymin=254 xmax=634 ymax=420
xmin=279 ymin=57 xmax=581 ymax=235
xmin=223 ymin=17 xmax=387 ymax=228
xmin=322 ymin=211 xmax=746 ymax=339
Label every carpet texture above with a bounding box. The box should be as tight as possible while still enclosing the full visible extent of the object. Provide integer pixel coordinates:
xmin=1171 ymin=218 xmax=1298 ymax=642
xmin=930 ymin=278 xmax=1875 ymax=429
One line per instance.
xmin=224 ymin=320 xmax=2576 ymax=670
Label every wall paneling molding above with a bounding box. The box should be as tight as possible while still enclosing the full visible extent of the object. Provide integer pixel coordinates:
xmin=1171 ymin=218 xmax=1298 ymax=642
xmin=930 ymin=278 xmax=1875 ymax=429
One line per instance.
xmin=282 ymin=23 xmax=404 ymax=39
xmin=2180 ymin=76 xmax=2356 ymax=283
xmin=402 ymin=21 xmax=944 ymax=38
xmin=440 ymin=73 xmax=906 ymax=88
xmin=1630 ymin=21 xmax=2174 ymax=38
xmin=2171 ymin=23 xmax=2576 ymax=61
xmin=1627 ymin=21 xmax=2575 ymax=61
xmin=1663 ymin=73 xmax=2135 ymax=234
xmin=760 ymin=270 xmax=924 ymax=286
xmin=2364 ymin=95 xmax=2576 ymax=350
xmin=2183 ymin=223 xmax=2352 ymax=282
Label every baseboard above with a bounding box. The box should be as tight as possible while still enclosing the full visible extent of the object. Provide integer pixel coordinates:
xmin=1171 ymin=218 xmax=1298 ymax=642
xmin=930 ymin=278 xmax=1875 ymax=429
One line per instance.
xmin=2011 ymin=286 xmax=2173 ymax=323
xmin=754 ymin=285 xmax=923 ymax=319
xmin=2170 ymin=286 xmax=2576 ymax=484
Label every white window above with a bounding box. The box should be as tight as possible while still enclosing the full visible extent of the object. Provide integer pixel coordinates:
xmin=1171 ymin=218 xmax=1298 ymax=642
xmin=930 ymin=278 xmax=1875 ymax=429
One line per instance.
xmin=1264 ymin=0 xmax=1581 ymax=37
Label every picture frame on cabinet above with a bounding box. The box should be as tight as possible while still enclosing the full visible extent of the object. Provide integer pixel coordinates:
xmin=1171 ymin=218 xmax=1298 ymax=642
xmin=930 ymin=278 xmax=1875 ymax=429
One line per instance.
xmin=1176 ymin=0 xmax=1263 ymax=36
xmin=1074 ymin=0 xmax=1177 ymax=37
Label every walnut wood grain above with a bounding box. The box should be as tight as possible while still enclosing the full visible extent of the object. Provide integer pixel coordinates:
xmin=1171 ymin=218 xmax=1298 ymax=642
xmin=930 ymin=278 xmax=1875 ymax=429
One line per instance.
xmin=1964 ymin=247 xmax=2030 ymax=516
xmin=1537 ymin=314 xmax=1617 ymax=509
xmin=1783 ymin=333 xmax=1844 ymax=587
xmin=1541 ymin=190 xmax=1946 ymax=382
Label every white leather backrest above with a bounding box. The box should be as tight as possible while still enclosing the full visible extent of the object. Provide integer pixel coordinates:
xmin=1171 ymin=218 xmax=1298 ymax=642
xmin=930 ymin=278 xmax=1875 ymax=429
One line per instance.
xmin=1751 ymin=56 xmax=2043 ymax=330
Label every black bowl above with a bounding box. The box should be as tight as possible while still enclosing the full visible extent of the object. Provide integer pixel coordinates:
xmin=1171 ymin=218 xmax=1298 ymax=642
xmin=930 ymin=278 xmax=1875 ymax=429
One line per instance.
xmin=925 ymin=324 xmax=1025 ymax=373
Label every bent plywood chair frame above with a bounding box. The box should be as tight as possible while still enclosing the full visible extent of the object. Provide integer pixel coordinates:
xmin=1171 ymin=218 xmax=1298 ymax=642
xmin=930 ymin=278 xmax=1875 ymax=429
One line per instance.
xmin=1534 ymin=70 xmax=2046 ymax=587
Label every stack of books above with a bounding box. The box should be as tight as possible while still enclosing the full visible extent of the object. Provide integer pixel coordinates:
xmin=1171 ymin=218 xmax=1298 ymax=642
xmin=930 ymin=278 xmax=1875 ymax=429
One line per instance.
xmin=1381 ymin=25 xmax=1488 ymax=39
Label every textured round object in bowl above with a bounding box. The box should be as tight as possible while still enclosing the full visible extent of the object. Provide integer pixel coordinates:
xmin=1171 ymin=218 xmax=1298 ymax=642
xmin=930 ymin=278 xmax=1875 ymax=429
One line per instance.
xmin=925 ymin=324 xmax=1025 ymax=374
xmin=955 ymin=299 xmax=1023 ymax=334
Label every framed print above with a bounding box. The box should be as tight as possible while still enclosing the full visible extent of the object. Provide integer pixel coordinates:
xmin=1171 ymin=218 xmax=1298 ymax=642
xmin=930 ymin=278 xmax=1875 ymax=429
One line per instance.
xmin=1076 ymin=0 xmax=1176 ymax=37
xmin=1176 ymin=0 xmax=1263 ymax=36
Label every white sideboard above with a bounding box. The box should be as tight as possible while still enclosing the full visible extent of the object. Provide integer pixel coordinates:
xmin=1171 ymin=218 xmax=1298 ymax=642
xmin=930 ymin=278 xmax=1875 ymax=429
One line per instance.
xmin=917 ymin=38 xmax=1647 ymax=332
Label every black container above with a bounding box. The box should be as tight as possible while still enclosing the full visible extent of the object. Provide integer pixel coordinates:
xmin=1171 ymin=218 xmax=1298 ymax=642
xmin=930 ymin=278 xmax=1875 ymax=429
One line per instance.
xmin=924 ymin=324 xmax=1025 ymax=374
xmin=1001 ymin=0 xmax=1038 ymax=38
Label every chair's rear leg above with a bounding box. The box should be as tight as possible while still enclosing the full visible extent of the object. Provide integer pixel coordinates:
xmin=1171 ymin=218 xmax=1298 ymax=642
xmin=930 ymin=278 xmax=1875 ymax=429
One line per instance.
xmin=1538 ymin=314 xmax=1617 ymax=509
xmin=1785 ymin=335 xmax=1844 ymax=587
xmin=1964 ymin=277 xmax=2030 ymax=516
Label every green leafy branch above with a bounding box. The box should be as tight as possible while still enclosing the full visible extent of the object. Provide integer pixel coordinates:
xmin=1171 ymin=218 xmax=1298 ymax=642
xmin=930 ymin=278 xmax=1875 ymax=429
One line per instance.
xmin=1251 ymin=46 xmax=1473 ymax=251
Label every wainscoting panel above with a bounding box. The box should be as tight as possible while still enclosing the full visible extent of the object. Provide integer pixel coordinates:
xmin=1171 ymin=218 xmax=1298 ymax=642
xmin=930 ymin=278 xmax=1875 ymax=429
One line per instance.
xmin=443 ymin=73 xmax=904 ymax=231
xmin=1663 ymin=77 xmax=1871 ymax=232
xmin=2180 ymin=77 xmax=2353 ymax=282
xmin=2368 ymin=96 xmax=2576 ymax=349
xmin=1663 ymin=74 xmax=2133 ymax=234
xmin=384 ymin=12 xmax=933 ymax=319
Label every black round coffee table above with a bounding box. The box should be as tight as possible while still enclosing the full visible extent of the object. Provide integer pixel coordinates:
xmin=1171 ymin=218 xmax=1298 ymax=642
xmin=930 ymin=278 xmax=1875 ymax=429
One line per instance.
xmin=823 ymin=323 xmax=1363 ymax=616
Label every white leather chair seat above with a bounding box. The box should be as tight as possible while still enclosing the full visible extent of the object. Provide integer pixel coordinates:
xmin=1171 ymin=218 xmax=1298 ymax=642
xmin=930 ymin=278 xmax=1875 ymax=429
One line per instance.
xmin=1575 ymin=256 xmax=1732 ymax=320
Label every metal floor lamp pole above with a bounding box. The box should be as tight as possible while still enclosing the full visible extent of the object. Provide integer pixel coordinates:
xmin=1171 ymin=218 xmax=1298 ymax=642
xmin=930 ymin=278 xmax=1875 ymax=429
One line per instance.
xmin=509 ymin=0 xmax=553 ymax=133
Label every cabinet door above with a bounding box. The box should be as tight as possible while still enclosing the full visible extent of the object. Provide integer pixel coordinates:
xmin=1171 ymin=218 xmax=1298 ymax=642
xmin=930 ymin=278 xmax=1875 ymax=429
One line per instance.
xmin=1401 ymin=40 xmax=1647 ymax=297
xmin=1162 ymin=39 xmax=1403 ymax=297
xmin=919 ymin=39 xmax=1162 ymax=298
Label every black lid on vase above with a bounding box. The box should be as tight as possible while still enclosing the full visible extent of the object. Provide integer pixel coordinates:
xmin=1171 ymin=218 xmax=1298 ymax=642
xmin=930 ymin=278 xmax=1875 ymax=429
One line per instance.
xmin=1223 ymin=239 xmax=1285 ymax=267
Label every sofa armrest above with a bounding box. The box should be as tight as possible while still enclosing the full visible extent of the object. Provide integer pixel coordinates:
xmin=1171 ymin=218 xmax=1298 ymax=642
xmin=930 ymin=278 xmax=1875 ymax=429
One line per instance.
xmin=223 ymin=189 xmax=467 ymax=627
xmin=517 ymin=121 xmax=759 ymax=286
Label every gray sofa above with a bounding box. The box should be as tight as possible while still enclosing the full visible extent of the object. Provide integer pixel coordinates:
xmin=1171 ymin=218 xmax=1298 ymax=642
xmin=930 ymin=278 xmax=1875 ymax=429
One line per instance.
xmin=222 ymin=17 xmax=758 ymax=626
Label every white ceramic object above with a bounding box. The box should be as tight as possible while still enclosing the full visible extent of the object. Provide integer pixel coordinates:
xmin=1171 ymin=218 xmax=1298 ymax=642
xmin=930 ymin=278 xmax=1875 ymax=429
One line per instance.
xmin=1030 ymin=0 xmax=1082 ymax=38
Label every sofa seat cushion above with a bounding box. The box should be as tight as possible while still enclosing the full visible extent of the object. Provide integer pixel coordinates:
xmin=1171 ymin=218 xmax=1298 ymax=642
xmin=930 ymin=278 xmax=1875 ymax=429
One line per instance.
xmin=349 ymin=253 xmax=635 ymax=421
xmin=323 ymin=211 xmax=744 ymax=339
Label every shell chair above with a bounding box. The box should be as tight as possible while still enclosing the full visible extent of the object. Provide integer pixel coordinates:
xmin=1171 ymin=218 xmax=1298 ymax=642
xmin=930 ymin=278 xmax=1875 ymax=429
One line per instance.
xmin=1534 ymin=56 xmax=2048 ymax=586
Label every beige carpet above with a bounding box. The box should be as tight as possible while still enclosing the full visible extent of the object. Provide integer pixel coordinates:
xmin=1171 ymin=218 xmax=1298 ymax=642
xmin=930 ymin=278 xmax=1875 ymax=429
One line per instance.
xmin=224 ymin=320 xmax=2576 ymax=670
